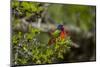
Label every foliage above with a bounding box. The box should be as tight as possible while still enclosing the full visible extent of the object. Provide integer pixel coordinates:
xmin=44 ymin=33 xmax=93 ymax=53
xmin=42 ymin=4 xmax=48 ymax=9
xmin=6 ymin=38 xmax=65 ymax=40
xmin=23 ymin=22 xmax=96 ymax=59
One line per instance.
xmin=11 ymin=0 xmax=44 ymax=18
xmin=12 ymin=25 xmax=71 ymax=65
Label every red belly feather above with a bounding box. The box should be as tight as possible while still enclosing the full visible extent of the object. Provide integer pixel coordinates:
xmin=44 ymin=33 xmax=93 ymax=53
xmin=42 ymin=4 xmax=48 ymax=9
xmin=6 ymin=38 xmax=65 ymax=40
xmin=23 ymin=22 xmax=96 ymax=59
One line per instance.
xmin=60 ymin=31 xmax=66 ymax=40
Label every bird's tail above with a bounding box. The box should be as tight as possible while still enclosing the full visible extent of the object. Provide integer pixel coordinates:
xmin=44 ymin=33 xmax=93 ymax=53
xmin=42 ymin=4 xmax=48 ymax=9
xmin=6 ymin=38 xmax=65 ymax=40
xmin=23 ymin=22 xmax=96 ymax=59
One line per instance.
xmin=48 ymin=37 xmax=56 ymax=45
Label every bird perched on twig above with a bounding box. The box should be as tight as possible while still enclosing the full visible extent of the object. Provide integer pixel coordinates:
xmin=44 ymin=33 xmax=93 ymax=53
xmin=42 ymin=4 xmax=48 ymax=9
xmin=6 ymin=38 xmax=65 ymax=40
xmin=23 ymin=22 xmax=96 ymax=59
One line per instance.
xmin=48 ymin=24 xmax=68 ymax=45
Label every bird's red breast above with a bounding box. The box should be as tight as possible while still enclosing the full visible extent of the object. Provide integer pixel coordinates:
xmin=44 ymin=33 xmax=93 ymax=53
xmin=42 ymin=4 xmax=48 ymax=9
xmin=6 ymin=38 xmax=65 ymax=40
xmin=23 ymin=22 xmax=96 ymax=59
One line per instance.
xmin=60 ymin=30 xmax=66 ymax=40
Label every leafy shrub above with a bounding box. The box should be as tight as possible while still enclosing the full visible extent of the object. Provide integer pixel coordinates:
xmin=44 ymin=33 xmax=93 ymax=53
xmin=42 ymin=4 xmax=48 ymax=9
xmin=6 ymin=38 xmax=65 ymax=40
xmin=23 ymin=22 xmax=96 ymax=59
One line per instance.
xmin=11 ymin=0 xmax=72 ymax=65
xmin=12 ymin=25 xmax=72 ymax=65
xmin=11 ymin=0 xmax=44 ymax=18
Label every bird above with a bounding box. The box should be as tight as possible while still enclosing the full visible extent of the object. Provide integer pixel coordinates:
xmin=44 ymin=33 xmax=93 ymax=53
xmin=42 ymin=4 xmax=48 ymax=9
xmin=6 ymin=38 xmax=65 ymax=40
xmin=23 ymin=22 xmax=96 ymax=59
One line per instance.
xmin=48 ymin=24 xmax=67 ymax=45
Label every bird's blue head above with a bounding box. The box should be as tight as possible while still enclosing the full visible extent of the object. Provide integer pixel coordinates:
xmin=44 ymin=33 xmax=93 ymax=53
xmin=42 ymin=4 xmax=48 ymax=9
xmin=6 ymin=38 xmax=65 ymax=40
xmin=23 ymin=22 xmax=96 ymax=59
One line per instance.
xmin=57 ymin=24 xmax=64 ymax=31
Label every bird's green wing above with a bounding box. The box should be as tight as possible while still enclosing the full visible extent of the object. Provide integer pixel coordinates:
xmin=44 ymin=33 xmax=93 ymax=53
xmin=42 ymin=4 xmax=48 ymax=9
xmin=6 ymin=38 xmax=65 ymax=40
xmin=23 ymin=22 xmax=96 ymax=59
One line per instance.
xmin=52 ymin=29 xmax=61 ymax=38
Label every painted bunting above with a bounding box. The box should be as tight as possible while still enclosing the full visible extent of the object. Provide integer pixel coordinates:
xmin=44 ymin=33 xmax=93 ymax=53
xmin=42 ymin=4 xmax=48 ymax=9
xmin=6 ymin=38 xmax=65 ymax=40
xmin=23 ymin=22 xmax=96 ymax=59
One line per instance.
xmin=48 ymin=24 xmax=67 ymax=45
